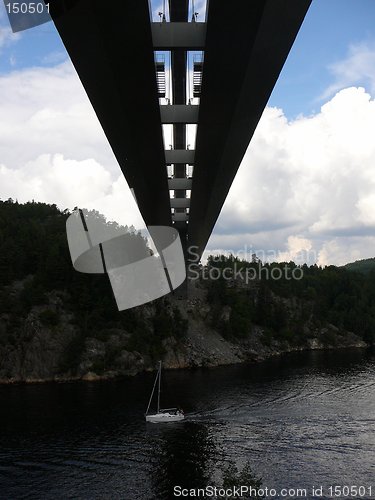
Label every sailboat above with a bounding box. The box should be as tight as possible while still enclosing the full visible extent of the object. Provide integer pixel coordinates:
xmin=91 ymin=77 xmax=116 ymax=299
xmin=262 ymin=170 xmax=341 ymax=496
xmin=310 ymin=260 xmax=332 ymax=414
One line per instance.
xmin=145 ymin=361 xmax=185 ymax=423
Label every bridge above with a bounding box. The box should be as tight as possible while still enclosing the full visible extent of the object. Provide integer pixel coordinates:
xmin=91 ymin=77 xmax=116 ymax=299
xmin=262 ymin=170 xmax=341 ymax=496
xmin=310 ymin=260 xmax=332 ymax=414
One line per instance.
xmin=49 ymin=0 xmax=311 ymax=267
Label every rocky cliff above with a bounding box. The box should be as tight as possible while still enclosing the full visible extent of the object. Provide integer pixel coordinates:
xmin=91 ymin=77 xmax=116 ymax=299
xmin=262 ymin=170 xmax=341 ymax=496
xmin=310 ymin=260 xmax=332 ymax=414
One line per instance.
xmin=0 ymin=278 xmax=368 ymax=383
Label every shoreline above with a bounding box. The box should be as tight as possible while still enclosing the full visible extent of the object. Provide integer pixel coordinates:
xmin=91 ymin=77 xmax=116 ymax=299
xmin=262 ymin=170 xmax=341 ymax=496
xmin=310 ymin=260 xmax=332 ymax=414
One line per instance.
xmin=0 ymin=342 xmax=370 ymax=386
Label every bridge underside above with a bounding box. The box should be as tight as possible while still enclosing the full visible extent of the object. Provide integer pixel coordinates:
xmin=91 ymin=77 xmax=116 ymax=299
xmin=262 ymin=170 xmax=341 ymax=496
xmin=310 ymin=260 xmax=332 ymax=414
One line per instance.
xmin=49 ymin=0 xmax=171 ymax=227
xmin=49 ymin=0 xmax=311 ymax=262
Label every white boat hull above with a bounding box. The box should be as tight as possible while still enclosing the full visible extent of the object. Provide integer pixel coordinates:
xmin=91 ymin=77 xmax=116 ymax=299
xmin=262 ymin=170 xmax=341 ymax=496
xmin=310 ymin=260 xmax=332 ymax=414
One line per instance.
xmin=145 ymin=412 xmax=185 ymax=423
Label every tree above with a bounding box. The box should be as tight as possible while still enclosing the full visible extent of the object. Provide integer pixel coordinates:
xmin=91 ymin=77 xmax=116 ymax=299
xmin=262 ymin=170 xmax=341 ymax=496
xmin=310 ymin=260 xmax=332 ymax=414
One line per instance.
xmin=221 ymin=460 xmax=263 ymax=499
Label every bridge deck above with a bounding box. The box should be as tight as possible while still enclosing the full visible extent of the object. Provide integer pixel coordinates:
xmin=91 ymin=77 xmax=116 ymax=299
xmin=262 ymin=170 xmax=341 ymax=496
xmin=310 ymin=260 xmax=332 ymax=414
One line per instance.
xmin=49 ymin=0 xmax=311 ymax=262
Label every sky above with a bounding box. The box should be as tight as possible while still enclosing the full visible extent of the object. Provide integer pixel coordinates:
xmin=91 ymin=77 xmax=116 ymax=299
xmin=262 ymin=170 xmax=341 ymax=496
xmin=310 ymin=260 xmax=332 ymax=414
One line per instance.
xmin=1 ymin=1 xmax=375 ymax=266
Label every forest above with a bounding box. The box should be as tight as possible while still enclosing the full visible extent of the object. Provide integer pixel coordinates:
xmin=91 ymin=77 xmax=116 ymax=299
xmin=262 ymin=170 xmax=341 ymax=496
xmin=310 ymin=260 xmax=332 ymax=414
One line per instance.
xmin=0 ymin=199 xmax=373 ymax=380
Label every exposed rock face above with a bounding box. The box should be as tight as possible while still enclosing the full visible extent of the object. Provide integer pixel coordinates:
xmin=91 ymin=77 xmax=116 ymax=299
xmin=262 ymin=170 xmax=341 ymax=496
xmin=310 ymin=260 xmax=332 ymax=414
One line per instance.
xmin=0 ymin=296 xmax=77 ymax=383
xmin=0 ymin=281 xmax=369 ymax=383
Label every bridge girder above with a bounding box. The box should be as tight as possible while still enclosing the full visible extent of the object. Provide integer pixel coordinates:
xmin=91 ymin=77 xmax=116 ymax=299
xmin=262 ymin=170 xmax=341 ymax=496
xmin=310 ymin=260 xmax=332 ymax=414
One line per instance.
xmin=49 ymin=0 xmax=171 ymax=228
xmin=49 ymin=0 xmax=311 ymax=264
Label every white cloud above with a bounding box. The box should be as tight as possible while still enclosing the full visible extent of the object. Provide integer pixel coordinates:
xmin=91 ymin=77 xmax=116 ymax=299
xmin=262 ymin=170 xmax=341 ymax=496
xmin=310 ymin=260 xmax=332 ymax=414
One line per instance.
xmin=208 ymin=86 xmax=375 ymax=266
xmin=0 ymin=2 xmax=21 ymax=49
xmin=40 ymin=51 xmax=68 ymax=65
xmin=320 ymin=41 xmax=375 ymax=101
xmin=0 ymin=61 xmax=116 ymax=170
xmin=317 ymin=237 xmax=375 ymax=267
xmin=0 ymin=25 xmax=20 ymax=51
xmin=0 ymin=154 xmax=144 ymax=228
xmin=0 ymin=153 xmax=112 ymax=206
xmin=0 ymin=60 xmax=145 ymax=229
xmin=278 ymin=236 xmax=314 ymax=264
xmin=2 ymin=55 xmax=375 ymax=266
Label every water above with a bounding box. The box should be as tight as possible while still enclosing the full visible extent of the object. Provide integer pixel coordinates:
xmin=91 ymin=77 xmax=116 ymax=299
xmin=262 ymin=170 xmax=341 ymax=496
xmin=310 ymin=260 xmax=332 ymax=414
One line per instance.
xmin=0 ymin=349 xmax=374 ymax=499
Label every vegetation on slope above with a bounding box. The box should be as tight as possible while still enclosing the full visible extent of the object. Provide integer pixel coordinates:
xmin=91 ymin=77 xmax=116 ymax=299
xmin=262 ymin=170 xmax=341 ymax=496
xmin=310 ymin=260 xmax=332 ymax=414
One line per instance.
xmin=0 ymin=199 xmax=187 ymax=378
xmin=202 ymin=254 xmax=375 ymax=345
xmin=0 ymin=199 xmax=373 ymax=381
xmin=344 ymin=257 xmax=375 ymax=274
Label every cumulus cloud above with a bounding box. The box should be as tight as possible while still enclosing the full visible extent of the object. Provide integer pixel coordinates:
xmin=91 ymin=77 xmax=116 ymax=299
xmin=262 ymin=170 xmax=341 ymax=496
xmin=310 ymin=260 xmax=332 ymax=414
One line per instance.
xmin=317 ymin=236 xmax=375 ymax=267
xmin=0 ymin=61 xmax=115 ymax=169
xmin=0 ymin=60 xmax=145 ymax=229
xmin=0 ymin=154 xmax=144 ymax=228
xmin=277 ymin=236 xmax=314 ymax=264
xmin=208 ymin=86 xmax=375 ymax=266
xmin=2 ymin=52 xmax=375 ymax=266
xmin=320 ymin=41 xmax=375 ymax=100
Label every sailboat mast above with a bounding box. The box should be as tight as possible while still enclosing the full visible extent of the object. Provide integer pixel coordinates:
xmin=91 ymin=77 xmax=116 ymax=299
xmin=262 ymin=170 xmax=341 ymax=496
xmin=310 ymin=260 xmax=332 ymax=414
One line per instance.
xmin=157 ymin=360 xmax=161 ymax=413
xmin=145 ymin=363 xmax=159 ymax=415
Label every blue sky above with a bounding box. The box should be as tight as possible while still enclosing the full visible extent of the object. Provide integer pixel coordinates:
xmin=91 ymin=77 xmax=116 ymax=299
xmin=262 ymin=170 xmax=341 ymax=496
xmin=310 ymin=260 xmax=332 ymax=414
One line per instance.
xmin=269 ymin=0 xmax=375 ymax=118
xmin=0 ymin=15 xmax=65 ymax=71
xmin=1 ymin=1 xmax=375 ymax=266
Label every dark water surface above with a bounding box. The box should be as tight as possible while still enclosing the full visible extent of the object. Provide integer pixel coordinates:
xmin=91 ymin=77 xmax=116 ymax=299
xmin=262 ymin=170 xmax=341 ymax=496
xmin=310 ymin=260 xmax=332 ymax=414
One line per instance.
xmin=0 ymin=349 xmax=374 ymax=499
